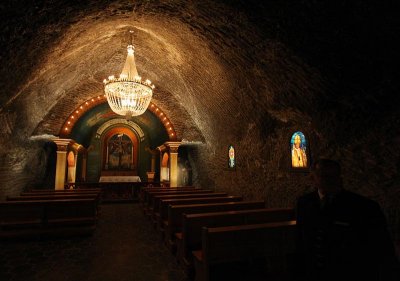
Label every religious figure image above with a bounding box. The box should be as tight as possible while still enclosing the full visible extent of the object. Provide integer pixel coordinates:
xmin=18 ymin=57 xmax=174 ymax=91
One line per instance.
xmin=108 ymin=133 xmax=133 ymax=170
xmin=291 ymin=132 xmax=308 ymax=168
xmin=228 ymin=145 xmax=235 ymax=168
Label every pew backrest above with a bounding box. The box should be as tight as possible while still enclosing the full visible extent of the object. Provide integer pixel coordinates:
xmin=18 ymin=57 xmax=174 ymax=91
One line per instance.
xmin=167 ymin=201 xmax=265 ymax=241
xmin=202 ymin=221 xmax=296 ymax=280
xmin=8 ymin=194 xmax=99 ymax=201
xmin=204 ymin=220 xmax=296 ymax=261
xmin=158 ymin=193 xmax=229 ymax=220
xmin=147 ymin=190 xmax=213 ymax=208
xmin=182 ymin=208 xmax=295 ymax=262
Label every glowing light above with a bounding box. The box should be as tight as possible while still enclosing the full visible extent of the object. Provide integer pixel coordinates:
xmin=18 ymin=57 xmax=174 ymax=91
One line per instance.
xmin=103 ymin=31 xmax=154 ymax=117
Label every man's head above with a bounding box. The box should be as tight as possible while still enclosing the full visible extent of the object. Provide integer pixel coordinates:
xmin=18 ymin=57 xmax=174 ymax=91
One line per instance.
xmin=294 ymin=134 xmax=301 ymax=149
xmin=311 ymin=159 xmax=343 ymax=196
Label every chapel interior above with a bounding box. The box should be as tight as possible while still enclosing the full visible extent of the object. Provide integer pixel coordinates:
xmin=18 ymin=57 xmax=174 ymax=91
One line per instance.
xmin=0 ymin=1 xmax=399 ymax=280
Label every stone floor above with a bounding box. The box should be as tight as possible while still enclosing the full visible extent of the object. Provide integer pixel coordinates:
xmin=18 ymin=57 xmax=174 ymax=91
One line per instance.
xmin=0 ymin=203 xmax=190 ymax=281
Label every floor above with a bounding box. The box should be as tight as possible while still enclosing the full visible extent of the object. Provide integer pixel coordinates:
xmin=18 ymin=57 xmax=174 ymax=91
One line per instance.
xmin=0 ymin=203 xmax=189 ymax=281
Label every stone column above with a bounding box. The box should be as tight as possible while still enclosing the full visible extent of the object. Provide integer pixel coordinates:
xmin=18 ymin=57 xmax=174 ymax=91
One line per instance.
xmin=53 ymin=139 xmax=71 ymax=190
xmin=166 ymin=142 xmax=181 ymax=188
xmin=157 ymin=145 xmax=166 ymax=183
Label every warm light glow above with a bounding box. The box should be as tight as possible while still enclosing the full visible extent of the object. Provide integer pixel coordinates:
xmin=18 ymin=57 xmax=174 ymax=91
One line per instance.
xmin=67 ymin=121 xmax=71 ymax=124
xmin=71 ymin=116 xmax=75 ymax=119
xmin=65 ymin=128 xmax=68 ymax=131
xmin=80 ymin=106 xmax=83 ymax=109
xmin=76 ymin=111 xmax=79 ymax=114
xmin=103 ymin=31 xmax=154 ymax=117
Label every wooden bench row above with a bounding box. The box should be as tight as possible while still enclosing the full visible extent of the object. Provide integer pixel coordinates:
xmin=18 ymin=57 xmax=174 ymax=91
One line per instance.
xmin=0 ymin=198 xmax=98 ymax=239
xmin=0 ymin=188 xmax=102 ymax=240
xmin=139 ymin=187 xmax=296 ymax=281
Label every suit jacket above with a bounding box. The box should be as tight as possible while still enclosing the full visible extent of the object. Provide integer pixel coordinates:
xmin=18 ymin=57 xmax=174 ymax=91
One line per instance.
xmin=294 ymin=190 xmax=399 ymax=281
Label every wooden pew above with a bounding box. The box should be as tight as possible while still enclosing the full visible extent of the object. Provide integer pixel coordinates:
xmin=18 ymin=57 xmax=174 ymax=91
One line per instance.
xmin=154 ymin=193 xmax=228 ymax=216
xmin=144 ymin=190 xmax=213 ymax=215
xmin=28 ymin=188 xmax=102 ymax=192
xmin=145 ymin=189 xmax=205 ymax=210
xmin=8 ymin=194 xmax=99 ymax=201
xmin=192 ymin=221 xmax=296 ymax=281
xmin=155 ymin=193 xmax=228 ymax=229
xmin=8 ymin=193 xmax=101 ymax=213
xmin=177 ymin=208 xmax=295 ymax=269
xmin=166 ymin=201 xmax=266 ymax=251
xmin=142 ymin=187 xmax=199 ymax=206
xmin=153 ymin=196 xmax=242 ymax=231
xmin=0 ymin=198 xmax=98 ymax=239
xmin=21 ymin=190 xmax=101 ymax=197
xmin=139 ymin=186 xmax=195 ymax=202
xmin=140 ymin=187 xmax=200 ymax=205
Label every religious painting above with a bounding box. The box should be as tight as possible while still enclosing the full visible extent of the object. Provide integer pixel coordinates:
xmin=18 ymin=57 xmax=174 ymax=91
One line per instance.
xmin=291 ymin=131 xmax=308 ymax=168
xmin=107 ymin=133 xmax=133 ymax=170
xmin=228 ymin=145 xmax=235 ymax=168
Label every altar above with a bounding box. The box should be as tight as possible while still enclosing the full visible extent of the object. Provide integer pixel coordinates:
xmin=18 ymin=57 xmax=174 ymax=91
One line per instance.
xmin=99 ymin=176 xmax=141 ymax=183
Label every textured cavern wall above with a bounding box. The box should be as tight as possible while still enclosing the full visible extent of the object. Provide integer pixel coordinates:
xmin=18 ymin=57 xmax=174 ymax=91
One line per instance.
xmin=0 ymin=1 xmax=399 ymax=240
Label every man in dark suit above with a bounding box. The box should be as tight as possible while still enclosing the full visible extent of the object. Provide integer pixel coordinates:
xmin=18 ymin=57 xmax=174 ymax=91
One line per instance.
xmin=295 ymin=159 xmax=399 ymax=281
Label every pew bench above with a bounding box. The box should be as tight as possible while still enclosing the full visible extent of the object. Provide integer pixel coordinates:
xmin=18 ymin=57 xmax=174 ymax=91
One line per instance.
xmin=192 ymin=221 xmax=296 ymax=281
xmin=144 ymin=190 xmax=212 ymax=215
xmin=28 ymin=188 xmax=102 ymax=192
xmin=177 ymin=208 xmax=295 ymax=269
xmin=0 ymin=198 xmax=98 ymax=240
xmin=155 ymin=193 xmax=229 ymax=231
xmin=151 ymin=192 xmax=228 ymax=220
xmin=143 ymin=188 xmax=203 ymax=207
xmin=140 ymin=186 xmax=196 ymax=205
xmin=141 ymin=187 xmax=199 ymax=208
xmin=154 ymin=196 xmax=242 ymax=235
xmin=166 ymin=201 xmax=266 ymax=252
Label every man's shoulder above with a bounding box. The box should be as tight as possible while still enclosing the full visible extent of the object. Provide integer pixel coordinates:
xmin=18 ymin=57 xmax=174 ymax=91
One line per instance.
xmin=340 ymin=190 xmax=382 ymax=211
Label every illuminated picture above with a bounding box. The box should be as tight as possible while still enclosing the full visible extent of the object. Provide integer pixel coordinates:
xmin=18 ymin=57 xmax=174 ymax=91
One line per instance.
xmin=108 ymin=133 xmax=133 ymax=169
xmin=228 ymin=145 xmax=235 ymax=168
xmin=291 ymin=131 xmax=308 ymax=168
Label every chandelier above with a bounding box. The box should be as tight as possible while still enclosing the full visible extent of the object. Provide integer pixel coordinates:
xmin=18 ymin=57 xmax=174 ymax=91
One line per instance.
xmin=103 ymin=30 xmax=155 ymax=117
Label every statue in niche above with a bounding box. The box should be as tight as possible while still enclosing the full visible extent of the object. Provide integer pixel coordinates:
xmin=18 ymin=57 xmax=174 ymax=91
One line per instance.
xmin=107 ymin=133 xmax=133 ymax=170
xmin=291 ymin=131 xmax=308 ymax=168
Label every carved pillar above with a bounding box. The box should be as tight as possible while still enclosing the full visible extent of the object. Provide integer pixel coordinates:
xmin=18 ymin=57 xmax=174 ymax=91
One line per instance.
xmin=165 ymin=142 xmax=181 ymax=188
xmin=157 ymin=145 xmax=167 ymax=183
xmin=53 ymin=139 xmax=71 ymax=190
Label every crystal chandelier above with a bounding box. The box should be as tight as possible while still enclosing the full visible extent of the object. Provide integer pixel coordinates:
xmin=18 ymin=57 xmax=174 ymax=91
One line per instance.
xmin=103 ymin=30 xmax=155 ymax=117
